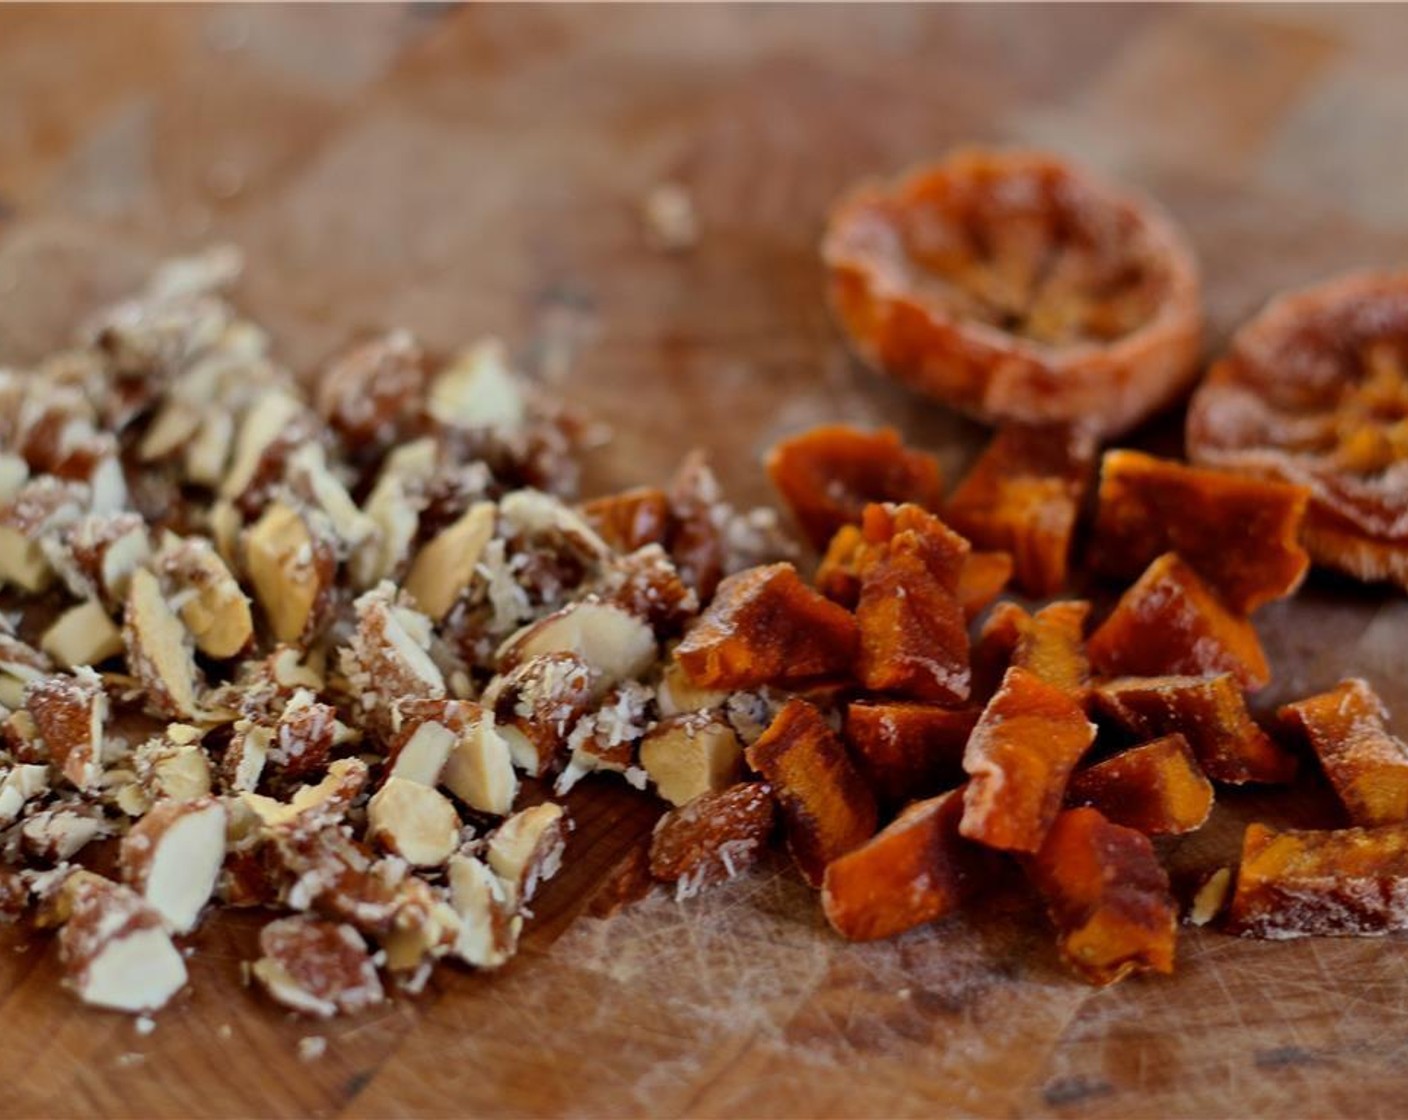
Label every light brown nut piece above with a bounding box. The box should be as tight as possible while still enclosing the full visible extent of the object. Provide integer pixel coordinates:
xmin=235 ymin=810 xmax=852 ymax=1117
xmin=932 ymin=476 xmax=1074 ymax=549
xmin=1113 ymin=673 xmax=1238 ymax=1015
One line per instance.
xmin=244 ymin=501 xmax=336 ymax=646
xmin=674 ymin=563 xmax=857 ymax=690
xmin=745 ymin=698 xmax=878 ymax=888
xmin=823 ymin=148 xmax=1203 ymax=438
xmin=268 ymin=690 xmax=341 ymax=780
xmin=159 ymin=535 xmax=254 ymax=659
xmin=239 ymin=757 xmax=369 ymax=832
xmin=25 ymin=667 xmax=107 ymax=792
xmin=124 ymin=568 xmax=205 ymax=720
xmin=1188 ymin=867 xmax=1232 ymax=927
xmin=487 ymin=802 xmax=568 ymax=907
xmin=50 ymin=511 xmax=151 ymax=608
xmin=656 ymin=658 xmax=729 ymax=717
xmin=1279 ymin=678 xmax=1408 ymax=826
xmin=367 ymin=777 xmax=462 ymax=868
xmin=649 ymin=782 xmax=776 ymax=899
xmin=128 ymin=730 xmax=213 ymax=809
xmin=21 ymin=805 xmax=110 ymax=863
xmin=1093 ymin=674 xmax=1296 ymax=786
xmin=427 ymin=339 xmax=527 ymax=432
xmin=945 ymin=424 xmax=1095 ymax=598
xmin=57 ymin=873 xmax=188 ymax=1014
xmin=315 ymin=330 xmax=426 ymax=448
xmin=555 ymin=681 xmax=654 ymax=796
xmin=342 ymin=584 xmax=446 ymax=733
xmin=0 ymin=763 xmax=50 ymax=825
xmin=0 ymin=477 xmax=88 ymax=592
xmin=0 ymin=629 xmax=50 ymax=711
xmin=120 ymin=796 xmax=227 ymax=933
xmin=1065 ymin=734 xmax=1213 ymax=837
xmin=404 ymin=500 xmax=496 ymax=622
xmin=498 ymin=599 xmax=656 ymax=689
xmin=640 ymin=712 xmax=744 ymax=807
xmin=448 ymin=854 xmax=523 ymax=970
xmin=218 ymin=389 xmax=306 ymax=509
xmin=960 ymin=666 xmax=1096 ymax=854
xmin=253 ymin=916 xmax=385 ymax=1018
xmin=40 ymin=599 xmax=125 ymax=669
xmin=437 ymin=705 xmax=519 ymax=816
xmin=822 ymin=786 xmax=991 ymax=941
xmin=485 ymin=652 xmax=598 ymax=777
xmin=1088 ymin=449 xmax=1310 ymax=613
xmin=1087 ymin=552 xmax=1271 ymax=691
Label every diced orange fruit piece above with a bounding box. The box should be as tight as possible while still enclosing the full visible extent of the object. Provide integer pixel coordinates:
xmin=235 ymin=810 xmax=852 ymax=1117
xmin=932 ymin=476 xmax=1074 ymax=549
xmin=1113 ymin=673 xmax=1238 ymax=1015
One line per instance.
xmin=766 ymin=425 xmax=945 ymax=551
xmin=1229 ymin=821 xmax=1408 ymax=938
xmin=960 ymin=667 xmax=1096 ymax=853
xmin=1027 ymin=807 xmax=1177 ymax=985
xmin=580 ymin=487 xmax=672 ymax=553
xmin=957 ymin=550 xmax=1013 ymax=622
xmin=814 ymin=524 xmax=865 ymax=608
xmin=1087 ymin=552 xmax=1271 ymax=691
xmin=1093 ymin=674 xmax=1295 ymax=785
xmin=746 ymin=699 xmax=878 ymax=887
xmin=972 ymin=599 xmax=1090 ymax=701
xmin=855 ymin=503 xmax=971 ymax=703
xmin=945 ymin=424 xmax=1095 ymax=597
xmin=674 ymin=563 xmax=858 ymax=689
xmin=842 ymin=700 xmax=978 ymax=810
xmin=821 ymin=787 xmax=991 ymax=941
xmin=1065 ymin=734 xmax=1213 ymax=836
xmin=1088 ymin=450 xmax=1310 ymax=613
xmin=1279 ymin=678 xmax=1408 ymax=827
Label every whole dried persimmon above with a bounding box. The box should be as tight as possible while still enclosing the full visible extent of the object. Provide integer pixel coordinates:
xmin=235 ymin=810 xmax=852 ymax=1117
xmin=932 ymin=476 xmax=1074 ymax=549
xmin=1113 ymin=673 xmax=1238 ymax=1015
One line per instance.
xmin=766 ymin=425 xmax=944 ymax=551
xmin=1188 ymin=271 xmax=1408 ymax=590
xmin=823 ymin=149 xmax=1204 ymax=437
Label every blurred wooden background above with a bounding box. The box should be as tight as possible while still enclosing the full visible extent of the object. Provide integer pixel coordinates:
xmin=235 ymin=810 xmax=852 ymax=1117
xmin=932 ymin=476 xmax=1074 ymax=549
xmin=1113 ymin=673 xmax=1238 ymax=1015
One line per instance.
xmin=3 ymin=5 xmax=1408 ymax=1117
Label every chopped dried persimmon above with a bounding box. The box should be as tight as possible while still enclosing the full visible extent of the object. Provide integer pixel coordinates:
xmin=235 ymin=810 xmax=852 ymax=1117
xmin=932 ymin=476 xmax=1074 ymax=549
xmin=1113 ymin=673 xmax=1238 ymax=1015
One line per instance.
xmin=1093 ymin=674 xmax=1295 ymax=785
xmin=814 ymin=524 xmax=865 ymax=608
xmin=823 ymin=149 xmax=1203 ymax=437
xmin=746 ymin=698 xmax=878 ymax=887
xmin=842 ymin=700 xmax=978 ymax=810
xmin=1065 ymin=734 xmax=1213 ymax=836
xmin=972 ymin=599 xmax=1090 ymax=701
xmin=958 ymin=550 xmax=1013 ymax=622
xmin=945 ymin=424 xmax=1095 ymax=597
xmin=960 ymin=666 xmax=1096 ymax=853
xmin=1086 ymin=552 xmax=1271 ymax=691
xmin=1027 ymin=807 xmax=1177 ymax=985
xmin=1088 ymin=450 xmax=1310 ymax=613
xmin=1279 ymin=678 xmax=1408 ymax=827
xmin=855 ymin=510 xmax=971 ymax=703
xmin=1229 ymin=821 xmax=1408 ymax=938
xmin=766 ymin=425 xmax=944 ymax=551
xmin=822 ymin=787 xmax=991 ymax=941
xmin=1188 ymin=271 xmax=1408 ymax=590
xmin=674 ymin=562 xmax=858 ymax=690
xmin=580 ymin=487 xmax=671 ymax=553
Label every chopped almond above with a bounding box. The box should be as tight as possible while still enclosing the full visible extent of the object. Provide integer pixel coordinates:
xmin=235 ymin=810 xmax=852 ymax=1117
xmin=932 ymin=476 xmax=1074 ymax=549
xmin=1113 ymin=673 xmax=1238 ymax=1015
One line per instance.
xmin=40 ymin=600 xmax=124 ymax=669
xmin=123 ymin=568 xmax=205 ymax=720
xmin=253 ymin=916 xmax=384 ymax=1018
xmin=487 ymin=803 xmax=568 ymax=907
xmin=120 ymin=797 xmax=227 ymax=933
xmin=649 ymin=783 xmax=776 ymax=898
xmin=367 ymin=777 xmax=462 ymax=868
xmin=159 ymin=535 xmax=254 ymax=659
xmin=404 ymin=500 xmax=496 ymax=622
xmin=448 ymin=855 xmax=522 ymax=969
xmin=25 ymin=668 xmax=107 ymax=792
xmin=244 ymin=501 xmax=336 ymax=646
xmin=639 ymin=712 xmax=744 ymax=807
xmin=498 ymin=599 xmax=656 ymax=688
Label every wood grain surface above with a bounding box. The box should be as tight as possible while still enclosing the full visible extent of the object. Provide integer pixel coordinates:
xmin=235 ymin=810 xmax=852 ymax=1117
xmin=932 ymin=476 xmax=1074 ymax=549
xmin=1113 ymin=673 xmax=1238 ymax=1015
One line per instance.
xmin=4 ymin=5 xmax=1408 ymax=1117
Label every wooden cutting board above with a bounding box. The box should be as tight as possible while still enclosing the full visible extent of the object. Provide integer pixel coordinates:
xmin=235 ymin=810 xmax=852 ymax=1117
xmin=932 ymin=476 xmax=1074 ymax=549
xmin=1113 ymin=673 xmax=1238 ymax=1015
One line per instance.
xmin=3 ymin=6 xmax=1408 ymax=1116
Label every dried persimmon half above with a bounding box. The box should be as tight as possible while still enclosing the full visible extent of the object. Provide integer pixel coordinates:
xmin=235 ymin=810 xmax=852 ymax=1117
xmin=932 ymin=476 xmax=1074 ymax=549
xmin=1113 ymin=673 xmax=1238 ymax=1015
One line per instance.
xmin=1188 ymin=271 xmax=1408 ymax=590
xmin=823 ymin=148 xmax=1203 ymax=437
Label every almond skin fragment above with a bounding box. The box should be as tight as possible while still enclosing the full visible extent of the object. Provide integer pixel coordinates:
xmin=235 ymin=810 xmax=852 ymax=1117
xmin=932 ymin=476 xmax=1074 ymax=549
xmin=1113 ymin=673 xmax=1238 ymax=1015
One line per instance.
xmin=639 ymin=712 xmax=744 ymax=807
xmin=1093 ymin=674 xmax=1296 ymax=786
xmin=649 ymin=782 xmax=776 ymax=898
xmin=822 ymin=786 xmax=991 ymax=942
xmin=1026 ymin=807 xmax=1177 ymax=986
xmin=765 ymin=425 xmax=945 ymax=552
xmin=674 ymin=563 xmax=858 ymax=690
xmin=1065 ymin=734 xmax=1213 ymax=836
xmin=1087 ymin=552 xmax=1271 ymax=691
xmin=745 ymin=698 xmax=878 ymax=887
xmin=1088 ymin=450 xmax=1310 ymax=613
xmin=960 ymin=666 xmax=1096 ymax=854
xmin=120 ymin=796 xmax=227 ymax=933
xmin=1279 ymin=678 xmax=1408 ymax=826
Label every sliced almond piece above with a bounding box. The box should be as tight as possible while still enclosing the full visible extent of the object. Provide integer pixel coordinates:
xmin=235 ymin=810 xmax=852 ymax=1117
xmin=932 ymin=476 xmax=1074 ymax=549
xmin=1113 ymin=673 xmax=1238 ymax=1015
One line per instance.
xmin=219 ymin=389 xmax=303 ymax=502
xmin=124 ymin=568 xmax=204 ymax=720
xmin=0 ymin=452 xmax=28 ymax=503
xmin=120 ymin=797 xmax=227 ymax=933
xmin=485 ymin=653 xmax=598 ymax=777
xmin=133 ymin=732 xmax=213 ymax=805
xmin=441 ymin=707 xmax=519 ymax=816
xmin=0 ymin=763 xmax=50 ymax=824
xmin=240 ymin=757 xmax=368 ymax=832
xmin=244 ymin=501 xmax=335 ymax=645
xmin=41 ymin=600 xmax=124 ymax=669
xmin=427 ymin=339 xmax=526 ymax=432
xmin=252 ymin=917 xmax=384 ymax=1018
xmin=498 ymin=600 xmax=656 ymax=688
xmin=222 ymin=722 xmax=271 ymax=793
xmin=448 ymin=855 xmax=522 ymax=969
xmin=388 ymin=717 xmax=458 ymax=787
xmin=0 ymin=524 xmax=54 ymax=593
xmin=487 ymin=803 xmax=568 ymax=907
xmin=656 ymin=658 xmax=729 ymax=717
xmin=25 ymin=667 xmax=107 ymax=792
xmin=159 ymin=535 xmax=253 ymax=659
xmin=352 ymin=437 xmax=438 ymax=589
xmin=342 ymin=584 xmax=445 ymax=732
xmin=404 ymin=500 xmax=496 ymax=622
xmin=57 ymin=874 xmax=187 ymax=1014
xmin=21 ymin=806 xmax=110 ymax=862
xmin=1189 ymin=867 xmax=1232 ymax=927
xmin=367 ymin=777 xmax=461 ymax=868
xmin=286 ymin=443 xmax=378 ymax=558
xmin=639 ymin=712 xmax=744 ymax=807
xmin=499 ymin=489 xmax=612 ymax=562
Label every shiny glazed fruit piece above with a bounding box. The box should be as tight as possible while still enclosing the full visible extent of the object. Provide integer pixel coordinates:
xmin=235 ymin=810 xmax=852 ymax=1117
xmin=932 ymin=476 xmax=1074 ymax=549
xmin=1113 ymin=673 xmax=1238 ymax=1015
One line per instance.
xmin=1088 ymin=449 xmax=1310 ymax=613
xmin=1188 ymin=271 xmax=1408 ymax=590
xmin=945 ymin=423 xmax=1096 ymax=598
xmin=972 ymin=599 xmax=1091 ymax=702
xmin=823 ymin=148 xmax=1204 ymax=437
xmin=1087 ymin=553 xmax=1271 ymax=691
xmin=842 ymin=700 xmax=978 ymax=810
xmin=1065 ymin=733 xmax=1213 ymax=836
xmin=766 ymin=425 xmax=944 ymax=552
xmin=1027 ymin=807 xmax=1177 ymax=985
xmin=1279 ymin=679 xmax=1408 ymax=827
